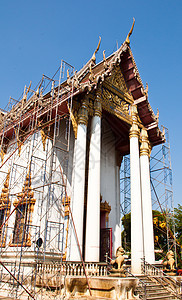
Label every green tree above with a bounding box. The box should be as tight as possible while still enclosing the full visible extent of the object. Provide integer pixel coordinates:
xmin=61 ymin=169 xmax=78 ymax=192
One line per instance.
xmin=174 ymin=204 xmax=182 ymax=245
xmin=121 ymin=210 xmax=168 ymax=259
xmin=121 ymin=213 xmax=131 ymax=253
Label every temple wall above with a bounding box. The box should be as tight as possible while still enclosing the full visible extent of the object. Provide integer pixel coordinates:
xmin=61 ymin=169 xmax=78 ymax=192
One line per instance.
xmin=0 ymin=121 xmax=75 ymax=254
xmin=101 ymin=119 xmax=121 ymax=257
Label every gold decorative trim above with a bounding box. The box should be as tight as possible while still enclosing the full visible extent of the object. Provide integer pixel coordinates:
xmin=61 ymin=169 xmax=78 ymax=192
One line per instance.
xmin=100 ymin=201 xmax=111 ymax=214
xmin=12 ymin=165 xmax=36 ymax=247
xmin=102 ymin=87 xmax=132 ymax=125
xmin=70 ymin=109 xmax=78 ymax=138
xmin=129 ymin=105 xmax=140 ymax=139
xmin=103 ymin=50 xmax=109 ymax=70
xmin=40 ymin=128 xmax=47 ymax=151
xmin=62 ymin=196 xmax=71 ymax=217
xmin=103 ymin=81 xmax=133 ymax=104
xmin=78 ymin=99 xmax=89 ymax=126
xmin=0 ymin=171 xmax=11 ymax=247
xmin=104 ymin=65 xmax=133 ymax=103
xmin=140 ymin=128 xmax=150 ymax=157
xmin=94 ymin=89 xmax=102 ymax=117
xmin=62 ymin=196 xmax=71 ymax=261
xmin=0 ymin=148 xmax=5 ymax=163
xmin=89 ymin=64 xmax=95 ymax=83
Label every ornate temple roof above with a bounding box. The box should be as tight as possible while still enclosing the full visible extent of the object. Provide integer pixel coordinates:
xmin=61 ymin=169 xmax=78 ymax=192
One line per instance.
xmin=0 ymin=24 xmax=164 ymax=152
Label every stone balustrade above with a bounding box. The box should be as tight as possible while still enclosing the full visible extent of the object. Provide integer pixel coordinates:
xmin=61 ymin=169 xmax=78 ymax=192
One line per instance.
xmin=142 ymin=261 xmax=163 ymax=276
xmin=35 ymin=262 xmax=108 ymax=287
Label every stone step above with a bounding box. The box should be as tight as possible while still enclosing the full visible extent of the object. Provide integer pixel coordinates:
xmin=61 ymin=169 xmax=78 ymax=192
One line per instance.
xmin=139 ymin=290 xmax=174 ymax=296
xmin=135 ymin=276 xmax=178 ymax=300
xmin=136 ymin=285 xmax=167 ymax=291
xmin=143 ymin=295 xmax=177 ymax=300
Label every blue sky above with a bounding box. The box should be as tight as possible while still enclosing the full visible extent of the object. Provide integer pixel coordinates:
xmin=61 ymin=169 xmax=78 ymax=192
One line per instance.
xmin=0 ymin=0 xmax=181 ymax=207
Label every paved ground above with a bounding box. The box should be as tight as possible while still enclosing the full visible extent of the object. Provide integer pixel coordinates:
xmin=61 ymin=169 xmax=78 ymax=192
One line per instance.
xmin=0 ymin=295 xmax=111 ymax=299
xmin=0 ymin=297 xmax=111 ymax=300
xmin=0 ymin=297 xmax=14 ymax=300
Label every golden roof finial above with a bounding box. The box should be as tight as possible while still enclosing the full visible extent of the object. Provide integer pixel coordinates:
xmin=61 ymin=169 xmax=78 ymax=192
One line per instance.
xmin=103 ymin=50 xmax=108 ymax=70
xmin=144 ymin=82 xmax=148 ymax=97
xmin=89 ymin=64 xmax=95 ymax=82
xmin=91 ymin=36 xmax=101 ymax=63
xmin=103 ymin=50 xmax=106 ymax=62
xmin=156 ymin=108 xmax=159 ymax=123
xmin=125 ymin=18 xmax=135 ymax=44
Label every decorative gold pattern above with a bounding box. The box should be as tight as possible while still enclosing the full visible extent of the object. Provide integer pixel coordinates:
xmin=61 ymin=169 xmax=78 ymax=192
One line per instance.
xmin=102 ymin=87 xmax=132 ymax=125
xmin=129 ymin=105 xmax=140 ymax=139
xmin=70 ymin=109 xmax=78 ymax=138
xmin=0 ymin=148 xmax=5 ymax=163
xmin=100 ymin=201 xmax=111 ymax=214
xmin=100 ymin=197 xmax=111 ymax=227
xmin=94 ymin=89 xmax=102 ymax=117
xmin=107 ymin=66 xmax=131 ymax=96
xmin=78 ymin=99 xmax=89 ymax=126
xmin=89 ymin=64 xmax=95 ymax=83
xmin=62 ymin=196 xmax=71 ymax=261
xmin=40 ymin=128 xmax=47 ymax=151
xmin=0 ymin=171 xmax=11 ymax=246
xmin=62 ymin=196 xmax=71 ymax=217
xmin=140 ymin=128 xmax=150 ymax=157
xmin=12 ymin=166 xmax=36 ymax=247
xmin=103 ymin=50 xmax=109 ymax=70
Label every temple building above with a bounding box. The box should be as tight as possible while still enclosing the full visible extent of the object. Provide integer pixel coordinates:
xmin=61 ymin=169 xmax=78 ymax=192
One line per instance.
xmin=0 ymin=21 xmax=166 ymax=299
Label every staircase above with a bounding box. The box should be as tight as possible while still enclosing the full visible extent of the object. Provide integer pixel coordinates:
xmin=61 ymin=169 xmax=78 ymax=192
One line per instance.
xmin=135 ymin=276 xmax=179 ymax=299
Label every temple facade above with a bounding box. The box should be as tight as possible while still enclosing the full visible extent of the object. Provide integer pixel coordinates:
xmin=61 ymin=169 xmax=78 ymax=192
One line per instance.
xmin=0 ymin=26 xmax=164 ymax=280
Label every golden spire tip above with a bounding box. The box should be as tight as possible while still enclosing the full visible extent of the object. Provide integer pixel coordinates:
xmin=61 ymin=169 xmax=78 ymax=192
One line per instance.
xmin=125 ymin=17 xmax=135 ymax=44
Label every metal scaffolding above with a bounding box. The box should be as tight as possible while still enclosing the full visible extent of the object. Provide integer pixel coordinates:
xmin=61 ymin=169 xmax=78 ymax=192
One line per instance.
xmin=0 ymin=60 xmax=75 ymax=299
xmin=120 ymin=126 xmax=176 ymax=261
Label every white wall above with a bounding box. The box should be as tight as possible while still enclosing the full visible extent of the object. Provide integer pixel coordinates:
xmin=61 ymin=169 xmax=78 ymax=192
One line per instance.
xmin=0 ymin=120 xmax=75 ymax=254
xmin=101 ymin=119 xmax=121 ymax=257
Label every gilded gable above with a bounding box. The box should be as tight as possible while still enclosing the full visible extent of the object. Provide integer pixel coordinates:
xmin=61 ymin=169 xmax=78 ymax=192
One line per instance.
xmin=107 ymin=65 xmax=131 ymax=97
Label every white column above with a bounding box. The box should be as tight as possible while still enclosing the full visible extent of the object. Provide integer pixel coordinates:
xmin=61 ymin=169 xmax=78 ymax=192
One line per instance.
xmin=69 ymin=100 xmax=88 ymax=261
xmin=85 ymin=93 xmax=102 ymax=262
xmin=130 ymin=105 xmax=144 ymax=274
xmin=140 ymin=128 xmax=155 ymax=264
xmin=113 ymin=154 xmax=122 ymax=254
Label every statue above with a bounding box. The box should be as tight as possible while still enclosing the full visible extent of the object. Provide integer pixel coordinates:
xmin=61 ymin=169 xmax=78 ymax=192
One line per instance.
xmin=109 ymin=246 xmax=126 ymax=277
xmin=163 ymin=250 xmax=175 ymax=273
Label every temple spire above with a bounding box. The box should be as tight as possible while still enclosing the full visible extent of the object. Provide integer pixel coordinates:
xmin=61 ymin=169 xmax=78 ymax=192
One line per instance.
xmin=125 ymin=18 xmax=135 ymax=44
xmin=91 ymin=36 xmax=101 ymax=64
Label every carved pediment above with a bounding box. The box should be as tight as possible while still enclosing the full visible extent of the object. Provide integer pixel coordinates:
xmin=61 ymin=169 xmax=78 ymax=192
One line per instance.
xmin=100 ymin=66 xmax=133 ymax=124
xmin=107 ymin=65 xmax=129 ymax=94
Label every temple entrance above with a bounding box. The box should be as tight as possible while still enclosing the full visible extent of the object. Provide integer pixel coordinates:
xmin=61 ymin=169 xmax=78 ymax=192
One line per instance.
xmin=100 ymin=228 xmax=112 ymax=262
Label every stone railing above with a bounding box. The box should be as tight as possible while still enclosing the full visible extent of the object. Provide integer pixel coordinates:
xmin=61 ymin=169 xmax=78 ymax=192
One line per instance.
xmin=142 ymin=259 xmax=163 ymax=276
xmin=35 ymin=262 xmax=108 ymax=287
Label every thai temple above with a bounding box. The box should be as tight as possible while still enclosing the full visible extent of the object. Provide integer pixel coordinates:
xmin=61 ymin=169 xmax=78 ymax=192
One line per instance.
xmin=0 ymin=21 xmax=180 ymax=300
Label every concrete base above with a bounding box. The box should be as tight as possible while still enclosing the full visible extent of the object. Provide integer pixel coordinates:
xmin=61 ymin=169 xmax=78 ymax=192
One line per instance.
xmin=64 ymin=276 xmax=138 ymax=300
xmin=109 ymin=269 xmax=126 ymax=277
